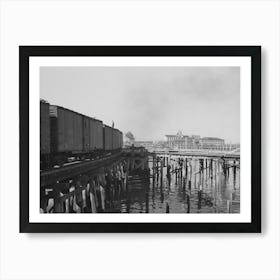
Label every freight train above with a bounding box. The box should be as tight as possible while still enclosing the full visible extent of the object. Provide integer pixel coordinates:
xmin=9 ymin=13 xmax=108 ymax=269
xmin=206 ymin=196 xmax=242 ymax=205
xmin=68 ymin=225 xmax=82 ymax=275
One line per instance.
xmin=40 ymin=100 xmax=123 ymax=169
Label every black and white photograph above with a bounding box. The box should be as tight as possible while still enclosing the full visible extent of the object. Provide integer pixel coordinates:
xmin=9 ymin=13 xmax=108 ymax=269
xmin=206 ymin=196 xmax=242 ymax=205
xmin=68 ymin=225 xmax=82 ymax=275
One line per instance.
xmin=40 ymin=66 xmax=241 ymax=215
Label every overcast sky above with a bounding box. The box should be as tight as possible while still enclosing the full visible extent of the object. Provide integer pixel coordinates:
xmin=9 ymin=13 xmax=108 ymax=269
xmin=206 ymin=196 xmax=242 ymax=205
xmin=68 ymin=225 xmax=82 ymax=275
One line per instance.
xmin=40 ymin=66 xmax=240 ymax=143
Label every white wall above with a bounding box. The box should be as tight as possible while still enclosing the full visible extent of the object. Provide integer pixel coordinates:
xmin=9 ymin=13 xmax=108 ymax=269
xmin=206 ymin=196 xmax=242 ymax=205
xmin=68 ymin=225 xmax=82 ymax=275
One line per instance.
xmin=0 ymin=0 xmax=279 ymax=279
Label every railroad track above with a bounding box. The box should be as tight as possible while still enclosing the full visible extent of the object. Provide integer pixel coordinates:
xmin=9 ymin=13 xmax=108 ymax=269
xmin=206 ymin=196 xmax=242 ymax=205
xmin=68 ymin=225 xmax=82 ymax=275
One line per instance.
xmin=40 ymin=152 xmax=123 ymax=188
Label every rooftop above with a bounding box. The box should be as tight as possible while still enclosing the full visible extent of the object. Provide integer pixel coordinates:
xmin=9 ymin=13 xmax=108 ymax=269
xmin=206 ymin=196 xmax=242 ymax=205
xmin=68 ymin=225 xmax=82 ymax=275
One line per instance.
xmin=202 ymin=137 xmax=224 ymax=141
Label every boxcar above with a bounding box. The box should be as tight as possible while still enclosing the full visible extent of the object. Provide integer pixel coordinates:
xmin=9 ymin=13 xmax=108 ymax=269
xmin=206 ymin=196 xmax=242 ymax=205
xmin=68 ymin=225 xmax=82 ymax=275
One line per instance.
xmin=89 ymin=117 xmax=103 ymax=150
xmin=40 ymin=100 xmax=50 ymax=155
xmin=112 ymin=129 xmax=122 ymax=150
xmin=40 ymin=100 xmax=123 ymax=169
xmin=82 ymin=115 xmax=104 ymax=152
xmin=103 ymin=125 xmax=113 ymax=151
xmin=120 ymin=131 xmax=123 ymax=148
xmin=112 ymin=128 xmax=117 ymax=150
xmin=50 ymin=105 xmax=83 ymax=153
xmin=118 ymin=130 xmax=123 ymax=149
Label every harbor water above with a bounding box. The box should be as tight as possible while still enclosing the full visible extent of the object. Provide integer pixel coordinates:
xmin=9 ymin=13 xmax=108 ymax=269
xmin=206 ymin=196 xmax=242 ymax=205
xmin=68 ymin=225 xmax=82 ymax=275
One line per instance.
xmin=104 ymin=156 xmax=240 ymax=214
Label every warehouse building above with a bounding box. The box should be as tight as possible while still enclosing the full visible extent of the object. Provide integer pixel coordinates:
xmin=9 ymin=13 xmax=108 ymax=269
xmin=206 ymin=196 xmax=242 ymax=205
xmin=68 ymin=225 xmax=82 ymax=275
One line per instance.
xmin=200 ymin=137 xmax=225 ymax=149
xmin=165 ymin=131 xmax=190 ymax=149
xmin=165 ymin=132 xmax=226 ymax=150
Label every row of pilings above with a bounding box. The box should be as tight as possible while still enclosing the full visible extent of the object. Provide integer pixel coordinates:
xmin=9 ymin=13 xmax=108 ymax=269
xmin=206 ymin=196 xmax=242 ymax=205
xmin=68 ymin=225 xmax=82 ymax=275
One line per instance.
xmin=40 ymin=160 xmax=130 ymax=213
xmin=40 ymin=153 xmax=239 ymax=213
xmin=151 ymin=154 xmax=239 ymax=213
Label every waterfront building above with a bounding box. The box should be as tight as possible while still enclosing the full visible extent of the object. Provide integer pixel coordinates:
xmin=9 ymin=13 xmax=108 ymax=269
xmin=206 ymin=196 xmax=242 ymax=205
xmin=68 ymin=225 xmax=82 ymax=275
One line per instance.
xmin=189 ymin=135 xmax=201 ymax=149
xmin=165 ymin=131 xmax=190 ymax=149
xmin=164 ymin=131 xmax=240 ymax=151
xmin=201 ymin=137 xmax=225 ymax=149
xmin=134 ymin=141 xmax=154 ymax=149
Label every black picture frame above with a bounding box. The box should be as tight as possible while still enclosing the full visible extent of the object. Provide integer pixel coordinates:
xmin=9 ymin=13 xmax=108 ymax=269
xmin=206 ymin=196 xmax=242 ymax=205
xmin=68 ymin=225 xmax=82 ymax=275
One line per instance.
xmin=20 ymin=46 xmax=261 ymax=233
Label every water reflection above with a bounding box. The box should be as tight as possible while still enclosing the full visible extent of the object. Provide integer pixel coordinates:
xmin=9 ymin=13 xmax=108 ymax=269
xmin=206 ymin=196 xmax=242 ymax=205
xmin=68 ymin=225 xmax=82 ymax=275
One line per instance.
xmin=104 ymin=156 xmax=240 ymax=214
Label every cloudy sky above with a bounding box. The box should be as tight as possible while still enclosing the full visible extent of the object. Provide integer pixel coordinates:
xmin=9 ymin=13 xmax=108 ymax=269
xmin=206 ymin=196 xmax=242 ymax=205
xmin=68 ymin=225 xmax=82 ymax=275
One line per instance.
xmin=40 ymin=66 xmax=240 ymax=143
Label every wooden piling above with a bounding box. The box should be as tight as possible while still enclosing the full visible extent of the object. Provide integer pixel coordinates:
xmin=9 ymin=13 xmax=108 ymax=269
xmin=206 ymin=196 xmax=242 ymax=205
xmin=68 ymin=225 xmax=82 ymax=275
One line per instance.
xmin=190 ymin=160 xmax=192 ymax=182
xmin=166 ymin=202 xmax=170 ymax=213
xmin=187 ymin=194 xmax=190 ymax=213
xmin=156 ymin=157 xmax=159 ymax=182
xmin=233 ymin=160 xmax=237 ymax=188
xmin=198 ymin=189 xmax=202 ymax=210
xmin=160 ymin=158 xmax=163 ymax=186
xmin=53 ymin=189 xmax=63 ymax=213
xmin=185 ymin=158 xmax=188 ymax=181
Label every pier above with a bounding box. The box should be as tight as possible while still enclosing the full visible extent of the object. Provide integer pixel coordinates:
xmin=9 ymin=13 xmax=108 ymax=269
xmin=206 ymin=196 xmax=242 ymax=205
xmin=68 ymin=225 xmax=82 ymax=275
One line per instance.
xmin=40 ymin=147 xmax=150 ymax=213
xmin=40 ymin=147 xmax=240 ymax=214
xmin=149 ymin=150 xmax=240 ymax=213
xmin=151 ymin=148 xmax=240 ymax=159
